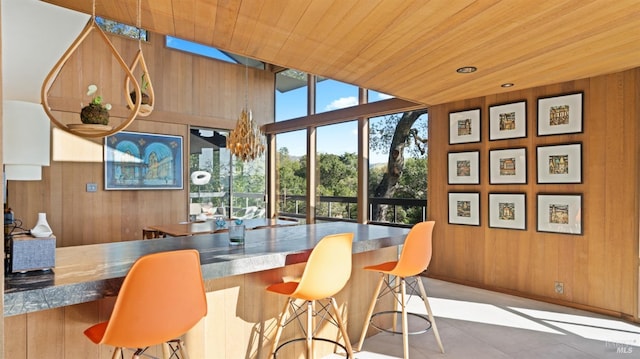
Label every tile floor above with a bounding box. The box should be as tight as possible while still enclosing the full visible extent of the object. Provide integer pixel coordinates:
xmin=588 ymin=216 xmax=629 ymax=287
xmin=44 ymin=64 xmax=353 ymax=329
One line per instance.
xmin=326 ymin=277 xmax=640 ymax=358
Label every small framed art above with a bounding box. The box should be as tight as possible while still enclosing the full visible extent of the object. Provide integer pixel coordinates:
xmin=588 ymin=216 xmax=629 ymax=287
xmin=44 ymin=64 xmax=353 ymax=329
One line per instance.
xmin=489 ymin=147 xmax=527 ymax=184
xmin=489 ymin=101 xmax=526 ymax=140
xmin=537 ymin=194 xmax=583 ymax=235
xmin=488 ymin=193 xmax=526 ymax=230
xmin=448 ymin=151 xmax=480 ymax=185
xmin=449 ymin=108 xmax=481 ymax=144
xmin=537 ymin=92 xmax=583 ymax=136
xmin=536 ymin=143 xmax=582 ymax=184
xmin=448 ymin=192 xmax=480 ymax=226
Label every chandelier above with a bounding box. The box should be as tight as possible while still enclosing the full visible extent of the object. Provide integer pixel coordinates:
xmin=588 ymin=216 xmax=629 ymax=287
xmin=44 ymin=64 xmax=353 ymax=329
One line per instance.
xmin=227 ymin=59 xmax=266 ymax=161
xmin=227 ymin=108 xmax=265 ymax=161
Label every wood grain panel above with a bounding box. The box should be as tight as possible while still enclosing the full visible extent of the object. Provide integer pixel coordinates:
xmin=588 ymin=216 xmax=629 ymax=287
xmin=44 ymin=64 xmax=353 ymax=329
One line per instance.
xmin=44 ymin=0 xmax=640 ymax=106
xmin=428 ymin=69 xmax=640 ymax=319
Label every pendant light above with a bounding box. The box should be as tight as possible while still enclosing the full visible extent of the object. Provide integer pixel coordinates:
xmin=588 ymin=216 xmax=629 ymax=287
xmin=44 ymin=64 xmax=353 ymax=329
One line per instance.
xmin=41 ymin=0 xmax=141 ymax=138
xmin=226 ymin=59 xmax=266 ymax=161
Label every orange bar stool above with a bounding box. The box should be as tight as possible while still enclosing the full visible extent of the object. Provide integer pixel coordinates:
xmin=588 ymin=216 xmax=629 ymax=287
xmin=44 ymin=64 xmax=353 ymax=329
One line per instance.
xmin=266 ymin=232 xmax=354 ymax=358
xmin=84 ymin=249 xmax=207 ymax=359
xmin=356 ymin=221 xmax=444 ymax=358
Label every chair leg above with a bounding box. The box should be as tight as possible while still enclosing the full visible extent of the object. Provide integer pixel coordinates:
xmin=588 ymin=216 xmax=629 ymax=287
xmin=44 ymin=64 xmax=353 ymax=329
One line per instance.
xmin=270 ymin=297 xmax=291 ymax=356
xmin=162 ymin=342 xmax=171 ymax=358
xmin=307 ymin=300 xmax=313 ymax=359
xmin=111 ymin=347 xmax=123 ymax=359
xmin=393 ymin=275 xmax=400 ymax=334
xmin=416 ymin=277 xmax=445 ymax=354
xmin=177 ymin=339 xmax=190 ymax=359
xmin=356 ymin=273 xmax=385 ymax=351
xmin=330 ymin=297 xmax=354 ymax=358
xmin=400 ymin=278 xmax=410 ymax=359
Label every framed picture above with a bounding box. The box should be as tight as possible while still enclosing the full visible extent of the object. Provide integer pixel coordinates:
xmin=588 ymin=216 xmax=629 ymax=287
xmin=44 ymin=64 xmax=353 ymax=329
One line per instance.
xmin=537 ymin=92 xmax=583 ymax=136
xmin=448 ymin=192 xmax=480 ymax=226
xmin=537 ymin=194 xmax=583 ymax=235
xmin=489 ymin=101 xmax=527 ymax=140
xmin=448 ymin=151 xmax=480 ymax=184
xmin=489 ymin=148 xmax=527 ymax=184
xmin=104 ymin=131 xmax=184 ymax=190
xmin=449 ymin=108 xmax=481 ymax=144
xmin=489 ymin=193 xmax=526 ymax=230
xmin=536 ymin=143 xmax=582 ymax=184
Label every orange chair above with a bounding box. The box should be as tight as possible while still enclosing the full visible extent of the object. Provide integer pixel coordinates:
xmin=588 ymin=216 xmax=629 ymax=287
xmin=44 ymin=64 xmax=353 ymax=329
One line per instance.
xmin=267 ymin=232 xmax=354 ymax=358
xmin=356 ymin=221 xmax=444 ymax=358
xmin=84 ymin=249 xmax=207 ymax=359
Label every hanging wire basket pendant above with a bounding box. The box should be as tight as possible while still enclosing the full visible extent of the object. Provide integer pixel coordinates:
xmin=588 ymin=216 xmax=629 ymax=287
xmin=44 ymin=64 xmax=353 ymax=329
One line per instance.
xmin=40 ymin=16 xmax=142 ymax=138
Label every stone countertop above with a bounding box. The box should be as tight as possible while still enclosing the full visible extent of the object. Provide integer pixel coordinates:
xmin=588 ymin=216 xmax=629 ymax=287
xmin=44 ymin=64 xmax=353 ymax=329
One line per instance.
xmin=4 ymin=222 xmax=408 ymax=316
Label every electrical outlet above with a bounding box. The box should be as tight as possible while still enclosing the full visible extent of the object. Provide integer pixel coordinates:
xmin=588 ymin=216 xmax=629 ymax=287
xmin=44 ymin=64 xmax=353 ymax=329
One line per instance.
xmin=86 ymin=183 xmax=98 ymax=192
xmin=554 ymin=281 xmax=564 ymax=294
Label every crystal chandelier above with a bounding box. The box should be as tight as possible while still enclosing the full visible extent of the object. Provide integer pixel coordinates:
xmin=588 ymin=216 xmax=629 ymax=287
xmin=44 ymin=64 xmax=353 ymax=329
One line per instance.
xmin=227 ymin=60 xmax=266 ymax=161
xmin=227 ymin=108 xmax=265 ymax=161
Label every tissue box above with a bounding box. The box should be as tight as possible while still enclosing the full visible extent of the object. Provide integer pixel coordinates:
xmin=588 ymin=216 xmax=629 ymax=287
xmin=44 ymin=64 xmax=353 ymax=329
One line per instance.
xmin=10 ymin=234 xmax=56 ymax=273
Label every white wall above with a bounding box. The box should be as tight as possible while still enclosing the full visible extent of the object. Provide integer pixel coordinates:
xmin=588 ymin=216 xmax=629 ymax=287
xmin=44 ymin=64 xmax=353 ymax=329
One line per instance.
xmin=2 ymin=0 xmax=88 ymax=102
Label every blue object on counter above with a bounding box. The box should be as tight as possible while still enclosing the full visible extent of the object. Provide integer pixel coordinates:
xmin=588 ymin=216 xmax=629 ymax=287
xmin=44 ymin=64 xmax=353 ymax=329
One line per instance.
xmin=215 ymin=217 xmax=226 ymax=229
xmin=235 ymin=219 xmax=243 ymax=225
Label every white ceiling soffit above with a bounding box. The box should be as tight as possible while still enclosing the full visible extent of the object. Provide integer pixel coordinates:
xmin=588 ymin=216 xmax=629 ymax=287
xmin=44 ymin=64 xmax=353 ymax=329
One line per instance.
xmin=1 ymin=0 xmax=89 ymax=102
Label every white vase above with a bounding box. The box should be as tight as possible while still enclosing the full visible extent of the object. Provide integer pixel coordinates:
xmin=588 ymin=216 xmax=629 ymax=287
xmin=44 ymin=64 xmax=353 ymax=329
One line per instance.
xmin=31 ymin=212 xmax=53 ymax=237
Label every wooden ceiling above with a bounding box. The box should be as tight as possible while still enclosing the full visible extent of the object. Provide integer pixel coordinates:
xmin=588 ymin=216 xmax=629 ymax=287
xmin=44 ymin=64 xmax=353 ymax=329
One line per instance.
xmin=42 ymin=0 xmax=640 ymax=107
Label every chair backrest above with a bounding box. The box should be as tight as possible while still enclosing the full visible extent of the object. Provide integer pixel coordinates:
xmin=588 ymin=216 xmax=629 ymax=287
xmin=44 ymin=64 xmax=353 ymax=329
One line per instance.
xmin=293 ymin=232 xmax=354 ymax=301
xmin=392 ymin=221 xmax=435 ymax=277
xmin=100 ymin=249 xmax=208 ymax=348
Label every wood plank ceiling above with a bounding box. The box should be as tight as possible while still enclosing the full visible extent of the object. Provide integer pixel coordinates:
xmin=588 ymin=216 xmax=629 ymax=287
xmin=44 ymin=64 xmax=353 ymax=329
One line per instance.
xmin=42 ymin=0 xmax=640 ymax=107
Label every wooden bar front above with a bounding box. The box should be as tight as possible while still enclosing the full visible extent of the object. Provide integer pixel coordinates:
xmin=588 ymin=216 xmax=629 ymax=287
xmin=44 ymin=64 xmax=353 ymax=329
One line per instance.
xmin=4 ymin=223 xmax=406 ymax=358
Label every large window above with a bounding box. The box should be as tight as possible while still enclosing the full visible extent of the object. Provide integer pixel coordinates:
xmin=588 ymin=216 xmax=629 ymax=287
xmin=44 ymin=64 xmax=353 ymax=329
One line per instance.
xmin=189 ymin=128 xmax=231 ymax=219
xmin=367 ymin=89 xmax=394 ymax=103
xmin=273 ymin=69 xmax=428 ymax=226
xmin=275 ymin=69 xmax=308 ymax=121
xmin=316 ymin=122 xmax=358 ymax=221
xmin=276 ymin=131 xmax=307 ymax=220
xmin=315 ymin=79 xmax=358 ymax=114
xmin=189 ymin=127 xmax=266 ymax=220
xmin=369 ymin=111 xmax=428 ymax=224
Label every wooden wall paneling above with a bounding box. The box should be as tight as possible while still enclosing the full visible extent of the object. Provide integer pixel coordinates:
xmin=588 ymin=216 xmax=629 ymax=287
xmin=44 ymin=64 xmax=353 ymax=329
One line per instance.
xmin=63 ymin=302 xmax=100 ymax=358
xmin=3 ymin=315 xmax=26 ymax=359
xmin=26 ymin=309 xmax=64 ymax=358
xmin=597 ymin=71 xmax=639 ymax=316
xmin=427 ymin=70 xmax=639 ymax=318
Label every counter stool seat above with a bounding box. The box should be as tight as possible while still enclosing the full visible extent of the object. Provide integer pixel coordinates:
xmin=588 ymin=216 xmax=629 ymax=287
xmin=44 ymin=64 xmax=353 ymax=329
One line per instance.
xmin=84 ymin=249 xmax=207 ymax=359
xmin=266 ymin=232 xmax=354 ymax=358
xmin=356 ymin=221 xmax=444 ymax=359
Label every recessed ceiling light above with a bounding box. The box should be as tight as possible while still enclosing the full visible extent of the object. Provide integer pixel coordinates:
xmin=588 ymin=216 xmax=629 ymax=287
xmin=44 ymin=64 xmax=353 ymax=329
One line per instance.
xmin=501 ymin=83 xmax=514 ymax=88
xmin=456 ymin=66 xmax=477 ymax=74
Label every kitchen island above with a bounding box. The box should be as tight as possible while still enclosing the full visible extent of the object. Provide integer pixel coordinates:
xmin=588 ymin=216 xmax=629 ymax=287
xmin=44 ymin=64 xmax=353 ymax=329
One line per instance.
xmin=5 ymin=222 xmax=408 ymax=358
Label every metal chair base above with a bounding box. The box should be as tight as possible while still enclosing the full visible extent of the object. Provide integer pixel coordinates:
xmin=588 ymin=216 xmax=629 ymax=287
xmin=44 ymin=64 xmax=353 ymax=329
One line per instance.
xmin=369 ymin=310 xmax=432 ymax=336
xmin=270 ymin=297 xmax=353 ymax=359
xmin=274 ymin=337 xmax=350 ymax=359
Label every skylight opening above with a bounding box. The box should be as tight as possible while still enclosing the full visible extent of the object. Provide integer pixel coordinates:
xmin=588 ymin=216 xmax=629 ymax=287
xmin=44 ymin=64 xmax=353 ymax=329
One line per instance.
xmin=165 ymin=36 xmax=264 ymax=70
xmin=96 ymin=16 xmax=148 ymax=41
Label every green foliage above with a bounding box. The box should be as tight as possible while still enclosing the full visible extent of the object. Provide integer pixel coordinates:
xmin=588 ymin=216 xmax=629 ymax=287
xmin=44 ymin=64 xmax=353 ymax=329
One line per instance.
xmin=96 ymin=16 xmax=147 ymax=41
